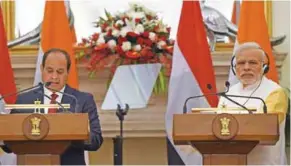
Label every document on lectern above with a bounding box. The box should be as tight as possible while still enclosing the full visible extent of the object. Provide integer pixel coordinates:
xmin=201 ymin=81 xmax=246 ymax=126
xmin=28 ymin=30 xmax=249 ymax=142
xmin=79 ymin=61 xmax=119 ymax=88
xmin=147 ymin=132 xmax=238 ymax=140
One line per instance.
xmin=101 ymin=63 xmax=161 ymax=110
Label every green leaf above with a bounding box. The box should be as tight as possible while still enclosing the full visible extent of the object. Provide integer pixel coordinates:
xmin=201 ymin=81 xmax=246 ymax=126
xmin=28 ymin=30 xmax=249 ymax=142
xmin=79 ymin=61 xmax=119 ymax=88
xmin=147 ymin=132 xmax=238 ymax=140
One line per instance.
xmin=104 ymin=9 xmax=112 ymax=20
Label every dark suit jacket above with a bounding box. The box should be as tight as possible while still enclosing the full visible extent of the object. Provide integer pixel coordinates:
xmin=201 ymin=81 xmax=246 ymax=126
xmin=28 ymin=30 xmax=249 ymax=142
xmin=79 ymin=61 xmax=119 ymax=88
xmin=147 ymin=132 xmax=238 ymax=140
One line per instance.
xmin=2 ymin=85 xmax=103 ymax=165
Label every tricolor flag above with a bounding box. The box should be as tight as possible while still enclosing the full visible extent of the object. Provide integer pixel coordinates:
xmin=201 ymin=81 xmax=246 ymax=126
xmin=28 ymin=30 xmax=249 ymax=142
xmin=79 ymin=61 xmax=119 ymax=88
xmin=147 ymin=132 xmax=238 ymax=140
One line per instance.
xmin=0 ymin=6 xmax=17 ymax=165
xmin=228 ymin=0 xmax=278 ymax=85
xmin=33 ymin=0 xmax=90 ymax=164
xmin=165 ymin=1 xmax=218 ymax=165
xmin=0 ymin=6 xmax=17 ymax=104
xmin=33 ymin=0 xmax=78 ymax=89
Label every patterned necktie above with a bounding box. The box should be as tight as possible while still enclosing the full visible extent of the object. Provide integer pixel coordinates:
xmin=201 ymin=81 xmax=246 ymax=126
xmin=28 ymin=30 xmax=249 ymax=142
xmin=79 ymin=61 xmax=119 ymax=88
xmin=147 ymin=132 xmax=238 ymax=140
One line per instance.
xmin=48 ymin=93 xmax=58 ymax=113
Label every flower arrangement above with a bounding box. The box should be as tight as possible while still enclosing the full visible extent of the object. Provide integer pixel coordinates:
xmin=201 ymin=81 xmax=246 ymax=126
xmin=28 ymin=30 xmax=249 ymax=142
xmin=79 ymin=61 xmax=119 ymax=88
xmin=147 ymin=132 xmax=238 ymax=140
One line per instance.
xmin=77 ymin=3 xmax=174 ymax=93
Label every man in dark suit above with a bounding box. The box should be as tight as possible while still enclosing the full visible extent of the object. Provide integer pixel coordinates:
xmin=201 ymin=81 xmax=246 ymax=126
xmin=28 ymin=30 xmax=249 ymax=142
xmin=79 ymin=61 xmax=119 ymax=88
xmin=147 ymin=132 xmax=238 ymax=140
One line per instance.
xmin=1 ymin=48 xmax=103 ymax=165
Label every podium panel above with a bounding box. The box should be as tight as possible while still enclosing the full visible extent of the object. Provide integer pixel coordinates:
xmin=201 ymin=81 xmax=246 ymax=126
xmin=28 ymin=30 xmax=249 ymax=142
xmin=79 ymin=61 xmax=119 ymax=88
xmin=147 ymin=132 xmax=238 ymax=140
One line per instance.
xmin=0 ymin=113 xmax=89 ymax=165
xmin=173 ymin=113 xmax=279 ymax=165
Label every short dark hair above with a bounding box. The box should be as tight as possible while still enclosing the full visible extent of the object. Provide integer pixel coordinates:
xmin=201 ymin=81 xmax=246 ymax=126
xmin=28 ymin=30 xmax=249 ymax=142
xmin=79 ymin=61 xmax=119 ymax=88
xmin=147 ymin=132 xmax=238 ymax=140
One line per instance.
xmin=42 ymin=48 xmax=71 ymax=71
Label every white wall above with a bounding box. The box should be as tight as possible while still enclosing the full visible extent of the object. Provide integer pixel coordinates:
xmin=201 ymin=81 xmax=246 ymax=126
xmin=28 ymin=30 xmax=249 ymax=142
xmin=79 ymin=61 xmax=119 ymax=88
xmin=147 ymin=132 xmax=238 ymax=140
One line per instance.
xmin=272 ymin=1 xmax=290 ymax=89
xmin=14 ymin=0 xmax=238 ymax=42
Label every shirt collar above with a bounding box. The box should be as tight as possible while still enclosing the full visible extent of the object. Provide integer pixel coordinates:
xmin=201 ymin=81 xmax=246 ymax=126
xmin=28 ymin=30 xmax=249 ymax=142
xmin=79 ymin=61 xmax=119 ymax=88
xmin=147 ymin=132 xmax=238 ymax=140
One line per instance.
xmin=43 ymin=85 xmax=66 ymax=97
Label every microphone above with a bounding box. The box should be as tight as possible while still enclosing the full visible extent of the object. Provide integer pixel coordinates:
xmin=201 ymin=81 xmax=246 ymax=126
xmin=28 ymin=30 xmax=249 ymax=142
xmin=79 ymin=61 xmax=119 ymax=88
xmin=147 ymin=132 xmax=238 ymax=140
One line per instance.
xmin=182 ymin=82 xmax=224 ymax=114
xmin=0 ymin=82 xmax=46 ymax=102
xmin=217 ymin=82 xmax=253 ymax=114
xmin=44 ymin=82 xmax=79 ymax=113
xmin=33 ymin=91 xmax=69 ymax=113
xmin=221 ymin=94 xmax=267 ymax=114
xmin=218 ymin=82 xmax=267 ymax=114
xmin=183 ymin=81 xmax=253 ymax=114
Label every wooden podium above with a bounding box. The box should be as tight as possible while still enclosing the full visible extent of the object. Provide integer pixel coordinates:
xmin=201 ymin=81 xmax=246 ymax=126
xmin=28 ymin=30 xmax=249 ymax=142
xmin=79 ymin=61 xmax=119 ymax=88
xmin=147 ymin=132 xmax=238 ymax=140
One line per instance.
xmin=0 ymin=113 xmax=89 ymax=165
xmin=172 ymin=113 xmax=279 ymax=165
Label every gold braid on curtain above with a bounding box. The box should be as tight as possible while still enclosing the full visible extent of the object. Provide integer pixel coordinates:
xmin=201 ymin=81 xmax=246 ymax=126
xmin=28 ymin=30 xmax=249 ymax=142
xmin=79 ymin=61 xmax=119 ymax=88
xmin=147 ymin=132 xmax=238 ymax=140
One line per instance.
xmin=0 ymin=1 xmax=15 ymax=40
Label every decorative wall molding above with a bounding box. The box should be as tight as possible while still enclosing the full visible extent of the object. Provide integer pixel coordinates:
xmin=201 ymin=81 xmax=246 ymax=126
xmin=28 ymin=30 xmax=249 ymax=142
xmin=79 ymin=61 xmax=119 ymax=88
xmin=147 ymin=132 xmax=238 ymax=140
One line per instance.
xmin=10 ymin=49 xmax=287 ymax=138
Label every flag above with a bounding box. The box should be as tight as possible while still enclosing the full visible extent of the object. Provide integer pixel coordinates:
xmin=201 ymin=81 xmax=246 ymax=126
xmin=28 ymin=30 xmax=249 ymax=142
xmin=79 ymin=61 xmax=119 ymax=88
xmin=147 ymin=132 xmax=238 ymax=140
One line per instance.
xmin=33 ymin=0 xmax=79 ymax=89
xmin=231 ymin=1 xmax=240 ymax=25
xmin=32 ymin=1 xmax=89 ymax=164
xmin=165 ymin=1 xmax=218 ymax=165
xmin=0 ymin=6 xmax=17 ymax=104
xmin=228 ymin=1 xmax=278 ymax=85
xmin=0 ymin=6 xmax=17 ymax=165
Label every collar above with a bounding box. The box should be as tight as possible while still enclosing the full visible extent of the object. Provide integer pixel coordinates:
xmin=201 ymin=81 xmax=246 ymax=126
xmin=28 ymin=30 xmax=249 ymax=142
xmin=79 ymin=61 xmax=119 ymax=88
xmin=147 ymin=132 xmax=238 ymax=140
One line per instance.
xmin=43 ymin=85 xmax=66 ymax=97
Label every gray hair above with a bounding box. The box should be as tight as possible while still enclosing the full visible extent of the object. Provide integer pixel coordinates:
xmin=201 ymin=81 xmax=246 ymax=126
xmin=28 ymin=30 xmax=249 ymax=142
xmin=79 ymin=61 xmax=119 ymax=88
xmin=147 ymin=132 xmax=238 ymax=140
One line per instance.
xmin=234 ymin=42 xmax=266 ymax=62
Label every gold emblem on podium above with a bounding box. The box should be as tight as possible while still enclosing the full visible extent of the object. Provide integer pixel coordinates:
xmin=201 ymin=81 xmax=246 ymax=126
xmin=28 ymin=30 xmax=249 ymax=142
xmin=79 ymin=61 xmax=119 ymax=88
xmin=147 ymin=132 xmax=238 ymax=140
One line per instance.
xmin=220 ymin=117 xmax=230 ymax=135
xmin=34 ymin=100 xmax=41 ymax=114
xmin=30 ymin=117 xmax=41 ymax=136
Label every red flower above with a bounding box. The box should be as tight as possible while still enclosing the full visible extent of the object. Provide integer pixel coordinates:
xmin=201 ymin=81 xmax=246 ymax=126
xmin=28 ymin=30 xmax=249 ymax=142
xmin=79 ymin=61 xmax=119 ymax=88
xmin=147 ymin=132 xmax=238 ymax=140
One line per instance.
xmin=125 ymin=51 xmax=140 ymax=59
xmin=113 ymin=24 xmax=121 ymax=30
xmin=127 ymin=32 xmax=138 ymax=38
xmin=107 ymin=29 xmax=113 ymax=36
xmin=116 ymin=45 xmax=124 ymax=55
xmin=154 ymin=25 xmax=159 ymax=32
xmin=135 ymin=18 xmax=141 ymax=23
xmin=82 ymin=38 xmax=89 ymax=43
xmin=146 ymin=51 xmax=154 ymax=57
xmin=166 ymin=27 xmax=171 ymax=33
xmin=144 ymin=39 xmax=153 ymax=47
xmin=94 ymin=43 xmax=107 ymax=51
xmin=146 ymin=15 xmax=152 ymax=20
xmin=142 ymin=31 xmax=149 ymax=38
xmin=159 ymin=36 xmax=167 ymax=41
xmin=140 ymin=47 xmax=153 ymax=58
xmin=118 ymin=37 xmax=127 ymax=45
xmin=122 ymin=16 xmax=129 ymax=23
xmin=137 ymin=37 xmax=144 ymax=45
xmin=101 ymin=23 xmax=108 ymax=31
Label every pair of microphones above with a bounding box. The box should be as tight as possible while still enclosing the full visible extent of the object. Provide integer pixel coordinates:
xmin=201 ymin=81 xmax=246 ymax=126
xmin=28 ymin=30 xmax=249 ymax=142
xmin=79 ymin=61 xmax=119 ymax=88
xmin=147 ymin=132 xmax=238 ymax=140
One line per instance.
xmin=0 ymin=82 xmax=78 ymax=113
xmin=182 ymin=81 xmax=267 ymax=114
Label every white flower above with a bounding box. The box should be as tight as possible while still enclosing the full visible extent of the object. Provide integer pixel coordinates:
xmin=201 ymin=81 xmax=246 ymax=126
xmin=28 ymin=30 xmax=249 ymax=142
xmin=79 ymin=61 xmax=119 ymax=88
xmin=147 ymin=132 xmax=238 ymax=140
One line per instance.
xmin=115 ymin=20 xmax=124 ymax=27
xmin=133 ymin=44 xmax=141 ymax=51
xmin=112 ymin=29 xmax=120 ymax=37
xmin=134 ymin=24 xmax=144 ymax=34
xmin=121 ymin=41 xmax=131 ymax=51
xmin=149 ymin=32 xmax=156 ymax=41
xmin=108 ymin=40 xmax=117 ymax=49
xmin=157 ymin=41 xmax=166 ymax=49
xmin=120 ymin=26 xmax=132 ymax=37
xmin=127 ymin=10 xmax=146 ymax=20
xmin=97 ymin=35 xmax=105 ymax=44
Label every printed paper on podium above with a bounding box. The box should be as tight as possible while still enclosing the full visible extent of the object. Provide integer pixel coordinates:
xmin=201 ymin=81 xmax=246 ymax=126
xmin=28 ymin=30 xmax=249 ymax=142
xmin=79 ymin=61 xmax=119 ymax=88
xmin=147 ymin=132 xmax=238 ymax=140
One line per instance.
xmin=101 ymin=63 xmax=161 ymax=110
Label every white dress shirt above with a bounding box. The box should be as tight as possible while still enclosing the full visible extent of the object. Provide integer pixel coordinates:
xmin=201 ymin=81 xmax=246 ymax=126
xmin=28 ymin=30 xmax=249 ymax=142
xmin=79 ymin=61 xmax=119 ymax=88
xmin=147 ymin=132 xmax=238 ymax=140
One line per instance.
xmin=43 ymin=86 xmax=65 ymax=114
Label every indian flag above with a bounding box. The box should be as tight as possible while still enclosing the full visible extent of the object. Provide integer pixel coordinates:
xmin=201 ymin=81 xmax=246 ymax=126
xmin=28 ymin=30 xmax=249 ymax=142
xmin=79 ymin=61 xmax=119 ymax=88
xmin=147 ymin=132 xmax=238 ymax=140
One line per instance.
xmin=33 ymin=0 xmax=78 ymax=89
xmin=32 ymin=0 xmax=90 ymax=164
xmin=165 ymin=1 xmax=218 ymax=165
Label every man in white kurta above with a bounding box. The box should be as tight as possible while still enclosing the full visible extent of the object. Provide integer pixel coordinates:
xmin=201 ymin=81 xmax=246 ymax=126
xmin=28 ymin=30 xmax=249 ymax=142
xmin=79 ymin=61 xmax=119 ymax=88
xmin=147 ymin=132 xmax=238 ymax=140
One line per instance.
xmin=218 ymin=42 xmax=288 ymax=165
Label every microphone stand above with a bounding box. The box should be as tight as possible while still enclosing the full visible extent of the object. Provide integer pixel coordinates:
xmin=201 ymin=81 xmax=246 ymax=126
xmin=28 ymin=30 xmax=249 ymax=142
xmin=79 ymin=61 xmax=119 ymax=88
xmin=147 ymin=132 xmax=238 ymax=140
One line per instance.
xmin=113 ymin=104 xmax=129 ymax=165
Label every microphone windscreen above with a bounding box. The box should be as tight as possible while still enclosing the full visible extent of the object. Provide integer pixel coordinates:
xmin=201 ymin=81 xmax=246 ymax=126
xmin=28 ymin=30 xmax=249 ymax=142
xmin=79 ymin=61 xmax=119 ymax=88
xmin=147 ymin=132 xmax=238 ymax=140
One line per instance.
xmin=225 ymin=81 xmax=230 ymax=88
xmin=45 ymin=82 xmax=52 ymax=87
xmin=206 ymin=84 xmax=212 ymax=90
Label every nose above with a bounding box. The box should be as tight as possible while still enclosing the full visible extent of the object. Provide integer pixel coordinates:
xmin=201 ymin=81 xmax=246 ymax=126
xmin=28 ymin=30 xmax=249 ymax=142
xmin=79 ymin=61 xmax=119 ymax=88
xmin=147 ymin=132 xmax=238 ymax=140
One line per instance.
xmin=242 ymin=62 xmax=251 ymax=70
xmin=51 ymin=71 xmax=58 ymax=79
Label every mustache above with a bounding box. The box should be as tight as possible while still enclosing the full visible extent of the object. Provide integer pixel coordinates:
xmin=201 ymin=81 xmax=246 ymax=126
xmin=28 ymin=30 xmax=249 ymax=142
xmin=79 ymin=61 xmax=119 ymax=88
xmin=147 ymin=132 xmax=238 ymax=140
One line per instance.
xmin=239 ymin=72 xmax=254 ymax=77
